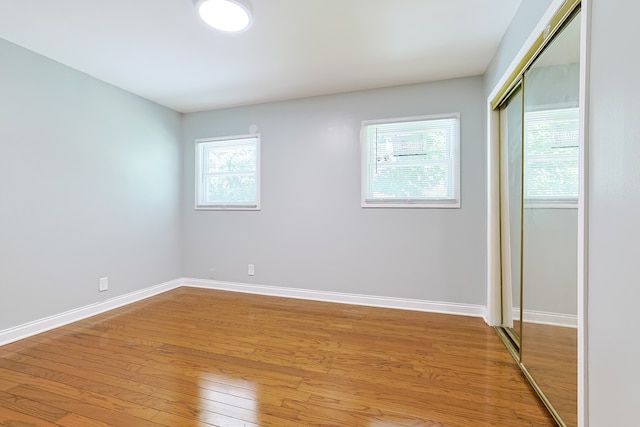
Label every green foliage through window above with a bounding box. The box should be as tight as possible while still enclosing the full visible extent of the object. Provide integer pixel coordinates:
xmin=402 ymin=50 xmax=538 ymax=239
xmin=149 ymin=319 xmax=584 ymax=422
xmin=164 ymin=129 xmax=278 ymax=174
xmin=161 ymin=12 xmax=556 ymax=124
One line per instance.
xmin=196 ymin=136 xmax=259 ymax=209
xmin=362 ymin=114 xmax=460 ymax=207
xmin=524 ymin=108 xmax=579 ymax=201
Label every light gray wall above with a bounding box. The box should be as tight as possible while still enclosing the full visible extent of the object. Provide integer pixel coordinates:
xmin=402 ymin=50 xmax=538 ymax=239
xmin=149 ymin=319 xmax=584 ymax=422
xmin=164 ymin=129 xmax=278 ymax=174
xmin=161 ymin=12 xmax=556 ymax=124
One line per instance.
xmin=483 ymin=0 xmax=554 ymax=95
xmin=0 ymin=38 xmax=183 ymax=331
xmin=587 ymin=0 xmax=640 ymax=424
xmin=523 ymin=208 xmax=578 ymax=315
xmin=526 ymin=64 xmax=580 ymax=108
xmin=182 ymin=77 xmax=487 ymax=305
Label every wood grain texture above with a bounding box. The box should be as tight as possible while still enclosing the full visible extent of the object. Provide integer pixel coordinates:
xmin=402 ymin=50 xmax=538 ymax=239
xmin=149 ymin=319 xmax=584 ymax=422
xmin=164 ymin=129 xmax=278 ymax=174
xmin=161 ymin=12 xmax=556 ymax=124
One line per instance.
xmin=521 ymin=322 xmax=577 ymax=427
xmin=0 ymin=288 xmax=555 ymax=426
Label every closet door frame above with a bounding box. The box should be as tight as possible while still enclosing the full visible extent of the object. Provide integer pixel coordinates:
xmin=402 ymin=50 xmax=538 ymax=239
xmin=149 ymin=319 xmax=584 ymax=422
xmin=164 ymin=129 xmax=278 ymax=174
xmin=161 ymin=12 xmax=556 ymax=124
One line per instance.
xmin=485 ymin=0 xmax=589 ymax=426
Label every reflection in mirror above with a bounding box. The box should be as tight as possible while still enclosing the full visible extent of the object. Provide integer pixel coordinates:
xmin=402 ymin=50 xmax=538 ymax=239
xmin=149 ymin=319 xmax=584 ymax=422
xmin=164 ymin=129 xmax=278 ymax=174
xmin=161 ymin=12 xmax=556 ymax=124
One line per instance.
xmin=498 ymin=86 xmax=523 ymax=344
xmin=521 ymin=11 xmax=580 ymax=427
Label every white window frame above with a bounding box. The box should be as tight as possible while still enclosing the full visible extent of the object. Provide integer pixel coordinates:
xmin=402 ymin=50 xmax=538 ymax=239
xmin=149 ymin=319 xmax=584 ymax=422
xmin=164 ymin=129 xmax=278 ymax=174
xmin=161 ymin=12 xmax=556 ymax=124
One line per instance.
xmin=360 ymin=113 xmax=461 ymax=208
xmin=195 ymin=134 xmax=261 ymax=211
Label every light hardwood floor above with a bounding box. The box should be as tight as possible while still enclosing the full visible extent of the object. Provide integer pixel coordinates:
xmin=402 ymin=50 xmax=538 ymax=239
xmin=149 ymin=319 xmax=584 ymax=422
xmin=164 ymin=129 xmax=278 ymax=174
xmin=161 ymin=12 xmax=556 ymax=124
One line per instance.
xmin=0 ymin=288 xmax=555 ymax=426
xmin=521 ymin=322 xmax=577 ymax=427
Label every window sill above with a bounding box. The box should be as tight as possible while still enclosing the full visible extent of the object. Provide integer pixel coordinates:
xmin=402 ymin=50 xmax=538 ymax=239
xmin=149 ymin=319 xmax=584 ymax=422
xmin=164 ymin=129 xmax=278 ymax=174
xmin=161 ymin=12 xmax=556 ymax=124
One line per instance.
xmin=523 ymin=201 xmax=577 ymax=209
xmin=361 ymin=201 xmax=460 ymax=209
xmin=195 ymin=205 xmax=261 ymax=211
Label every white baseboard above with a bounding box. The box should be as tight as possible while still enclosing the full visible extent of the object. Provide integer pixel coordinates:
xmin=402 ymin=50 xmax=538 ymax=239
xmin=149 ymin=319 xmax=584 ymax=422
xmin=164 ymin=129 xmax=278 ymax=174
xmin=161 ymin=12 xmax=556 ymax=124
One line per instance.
xmin=184 ymin=278 xmax=486 ymax=318
xmin=1 ymin=277 xmax=487 ymax=347
xmin=513 ymin=307 xmax=578 ymax=328
xmin=0 ymin=278 xmax=182 ymax=346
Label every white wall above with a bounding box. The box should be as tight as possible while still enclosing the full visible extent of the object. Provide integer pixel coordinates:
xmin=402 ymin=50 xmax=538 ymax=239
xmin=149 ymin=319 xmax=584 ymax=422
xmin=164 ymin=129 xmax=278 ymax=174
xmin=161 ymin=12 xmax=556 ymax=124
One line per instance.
xmin=0 ymin=38 xmax=183 ymax=331
xmin=182 ymin=77 xmax=487 ymax=305
xmin=587 ymin=0 xmax=640 ymax=424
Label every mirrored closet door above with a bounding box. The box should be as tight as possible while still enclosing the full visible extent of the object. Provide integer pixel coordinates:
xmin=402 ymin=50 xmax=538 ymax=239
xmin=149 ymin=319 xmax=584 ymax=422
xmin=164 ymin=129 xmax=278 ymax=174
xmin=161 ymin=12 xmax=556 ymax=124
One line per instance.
xmin=495 ymin=5 xmax=580 ymax=427
xmin=498 ymin=84 xmax=523 ymax=344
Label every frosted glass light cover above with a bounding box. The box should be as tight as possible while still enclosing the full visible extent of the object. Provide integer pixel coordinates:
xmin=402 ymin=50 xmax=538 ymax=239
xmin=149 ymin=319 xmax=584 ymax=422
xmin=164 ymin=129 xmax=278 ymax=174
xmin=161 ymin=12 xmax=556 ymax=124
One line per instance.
xmin=197 ymin=0 xmax=252 ymax=32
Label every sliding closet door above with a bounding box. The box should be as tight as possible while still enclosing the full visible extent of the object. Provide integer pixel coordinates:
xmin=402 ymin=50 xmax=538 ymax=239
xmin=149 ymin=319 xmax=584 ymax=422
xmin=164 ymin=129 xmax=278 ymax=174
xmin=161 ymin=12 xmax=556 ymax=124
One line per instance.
xmin=498 ymin=85 xmax=523 ymax=340
xmin=521 ymin=11 xmax=581 ymax=427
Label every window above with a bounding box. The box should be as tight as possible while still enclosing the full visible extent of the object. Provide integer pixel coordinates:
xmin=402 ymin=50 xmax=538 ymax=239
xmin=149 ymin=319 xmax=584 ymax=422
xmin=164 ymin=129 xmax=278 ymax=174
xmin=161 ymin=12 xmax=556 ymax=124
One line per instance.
xmin=195 ymin=134 xmax=260 ymax=210
xmin=361 ymin=114 xmax=460 ymax=208
xmin=524 ymin=107 xmax=579 ymax=204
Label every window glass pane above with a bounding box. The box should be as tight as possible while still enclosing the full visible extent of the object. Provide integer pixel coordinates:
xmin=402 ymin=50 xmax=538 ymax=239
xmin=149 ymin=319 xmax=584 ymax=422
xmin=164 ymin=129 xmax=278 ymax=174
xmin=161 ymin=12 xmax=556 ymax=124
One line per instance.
xmin=362 ymin=114 xmax=459 ymax=207
xmin=205 ymin=175 xmax=256 ymax=204
xmin=371 ymin=164 xmax=449 ymax=199
xmin=206 ymin=141 xmax=257 ymax=174
xmin=196 ymin=135 xmax=260 ymax=209
xmin=524 ymin=107 xmax=579 ymax=200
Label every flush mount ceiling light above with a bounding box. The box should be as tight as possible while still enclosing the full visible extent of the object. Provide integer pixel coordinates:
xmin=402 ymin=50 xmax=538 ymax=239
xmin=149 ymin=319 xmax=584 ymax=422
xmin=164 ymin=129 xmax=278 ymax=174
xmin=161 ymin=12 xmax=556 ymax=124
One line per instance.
xmin=194 ymin=0 xmax=253 ymax=32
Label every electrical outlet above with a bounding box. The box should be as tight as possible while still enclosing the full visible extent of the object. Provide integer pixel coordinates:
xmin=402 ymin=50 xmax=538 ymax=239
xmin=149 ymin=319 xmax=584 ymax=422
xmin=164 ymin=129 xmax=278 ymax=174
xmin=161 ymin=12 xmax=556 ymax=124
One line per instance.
xmin=99 ymin=277 xmax=109 ymax=292
xmin=208 ymin=268 xmax=215 ymax=279
xmin=248 ymin=264 xmax=255 ymax=276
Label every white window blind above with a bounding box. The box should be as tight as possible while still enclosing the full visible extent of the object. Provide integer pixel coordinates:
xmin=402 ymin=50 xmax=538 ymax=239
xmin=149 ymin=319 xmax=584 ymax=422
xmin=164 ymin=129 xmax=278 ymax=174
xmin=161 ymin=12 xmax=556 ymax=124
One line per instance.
xmin=524 ymin=107 xmax=579 ymax=202
xmin=361 ymin=114 xmax=460 ymax=208
xmin=195 ymin=135 xmax=260 ymax=210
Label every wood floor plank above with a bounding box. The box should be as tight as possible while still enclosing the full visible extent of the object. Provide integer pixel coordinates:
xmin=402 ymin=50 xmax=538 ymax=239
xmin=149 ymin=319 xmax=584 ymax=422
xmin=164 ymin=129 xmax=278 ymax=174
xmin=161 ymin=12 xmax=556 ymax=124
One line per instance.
xmin=56 ymin=413 xmax=117 ymax=427
xmin=0 ymin=366 xmax=83 ymax=402
xmin=6 ymin=384 xmax=161 ymax=425
xmin=0 ymin=288 xmax=556 ymax=426
xmin=521 ymin=322 xmax=577 ymax=427
xmin=0 ymin=389 xmax=68 ymax=423
xmin=148 ymin=411 xmax=220 ymax=426
xmin=298 ymin=371 xmax=549 ymax=427
xmin=0 ymin=406 xmax=61 ymax=427
xmin=3 ymin=352 xmax=160 ymax=399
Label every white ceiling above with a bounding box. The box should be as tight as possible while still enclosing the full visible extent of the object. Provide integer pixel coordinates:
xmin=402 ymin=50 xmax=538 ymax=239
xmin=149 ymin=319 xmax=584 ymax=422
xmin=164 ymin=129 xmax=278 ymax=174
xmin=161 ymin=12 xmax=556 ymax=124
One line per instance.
xmin=0 ymin=0 xmax=523 ymax=113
